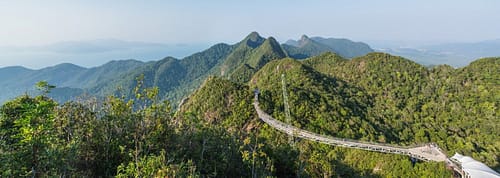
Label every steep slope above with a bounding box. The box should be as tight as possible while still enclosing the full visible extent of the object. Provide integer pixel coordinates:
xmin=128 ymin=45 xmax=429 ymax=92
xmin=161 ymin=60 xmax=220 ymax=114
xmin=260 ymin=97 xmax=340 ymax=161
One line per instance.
xmin=283 ymin=35 xmax=373 ymax=59
xmin=304 ymin=52 xmax=431 ymax=141
xmin=178 ymin=55 xmax=461 ymax=177
xmin=89 ymin=43 xmax=235 ymax=102
xmin=249 ymin=58 xmax=380 ymax=139
xmin=180 ymin=43 xmax=235 ymax=80
xmin=88 ymin=32 xmax=286 ymax=103
xmin=303 ymin=53 xmax=499 ymax=169
xmin=176 ymin=54 xmax=499 ymax=176
xmin=180 ymin=76 xmax=255 ymax=129
xmin=220 ymin=32 xmax=287 ymax=83
xmin=219 ymin=32 xmax=266 ymax=76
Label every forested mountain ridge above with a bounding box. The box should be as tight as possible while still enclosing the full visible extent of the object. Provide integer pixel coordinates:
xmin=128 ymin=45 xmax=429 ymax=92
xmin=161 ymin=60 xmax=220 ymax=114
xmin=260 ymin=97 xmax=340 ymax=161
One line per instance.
xmin=179 ymin=53 xmax=499 ymax=177
xmin=0 ymin=32 xmax=377 ymax=105
xmin=218 ymin=32 xmax=287 ymax=83
xmin=283 ymin=35 xmax=374 ymax=59
xmin=0 ymin=32 xmax=284 ymax=104
xmin=85 ymin=43 xmax=235 ymax=102
xmin=1 ymin=49 xmax=498 ymax=176
xmin=0 ymin=60 xmax=145 ymax=103
xmin=0 ymin=42 xmax=235 ymax=104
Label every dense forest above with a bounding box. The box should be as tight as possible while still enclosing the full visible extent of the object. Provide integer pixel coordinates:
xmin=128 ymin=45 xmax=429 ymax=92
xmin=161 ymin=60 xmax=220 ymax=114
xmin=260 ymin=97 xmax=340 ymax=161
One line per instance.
xmin=1 ymin=51 xmax=498 ymax=177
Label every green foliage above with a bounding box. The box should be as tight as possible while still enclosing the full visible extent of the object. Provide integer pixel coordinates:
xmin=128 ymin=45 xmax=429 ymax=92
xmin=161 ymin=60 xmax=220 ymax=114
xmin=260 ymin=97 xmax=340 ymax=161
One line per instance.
xmin=116 ymin=151 xmax=199 ymax=178
xmin=1 ymin=32 xmax=374 ymax=106
xmin=1 ymin=47 xmax=498 ymax=177
xmin=302 ymin=53 xmax=499 ymax=169
xmin=36 ymin=80 xmax=56 ymax=94
xmin=0 ymin=95 xmax=60 ymax=177
xmin=221 ymin=33 xmax=287 ymax=83
xmin=179 ymin=53 xmax=497 ymax=176
xmin=250 ymin=58 xmax=376 ymax=140
xmin=180 ymin=76 xmax=255 ymax=129
xmin=88 ymin=43 xmax=235 ymax=106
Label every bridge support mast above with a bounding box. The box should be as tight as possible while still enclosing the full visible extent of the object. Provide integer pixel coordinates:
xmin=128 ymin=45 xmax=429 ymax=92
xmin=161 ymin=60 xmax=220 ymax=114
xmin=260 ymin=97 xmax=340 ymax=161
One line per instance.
xmin=281 ymin=74 xmax=294 ymax=146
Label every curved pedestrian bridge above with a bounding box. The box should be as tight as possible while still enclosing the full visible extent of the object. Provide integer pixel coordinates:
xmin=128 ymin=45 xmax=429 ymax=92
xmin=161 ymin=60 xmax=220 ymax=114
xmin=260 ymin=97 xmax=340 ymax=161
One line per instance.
xmin=253 ymin=94 xmax=448 ymax=162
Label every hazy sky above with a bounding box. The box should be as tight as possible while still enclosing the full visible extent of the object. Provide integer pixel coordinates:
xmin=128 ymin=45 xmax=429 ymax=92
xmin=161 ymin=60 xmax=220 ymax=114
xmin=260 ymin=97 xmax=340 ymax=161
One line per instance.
xmin=1 ymin=0 xmax=499 ymax=45
xmin=0 ymin=0 xmax=499 ymax=68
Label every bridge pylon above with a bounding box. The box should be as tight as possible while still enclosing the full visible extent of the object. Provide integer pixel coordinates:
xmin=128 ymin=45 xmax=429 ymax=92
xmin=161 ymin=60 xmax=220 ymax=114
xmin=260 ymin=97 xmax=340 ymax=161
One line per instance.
xmin=281 ymin=73 xmax=295 ymax=146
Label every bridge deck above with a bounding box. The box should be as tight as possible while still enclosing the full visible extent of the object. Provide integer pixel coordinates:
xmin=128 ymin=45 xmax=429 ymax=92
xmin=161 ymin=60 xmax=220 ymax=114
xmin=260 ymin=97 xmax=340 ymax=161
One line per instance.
xmin=253 ymin=95 xmax=447 ymax=162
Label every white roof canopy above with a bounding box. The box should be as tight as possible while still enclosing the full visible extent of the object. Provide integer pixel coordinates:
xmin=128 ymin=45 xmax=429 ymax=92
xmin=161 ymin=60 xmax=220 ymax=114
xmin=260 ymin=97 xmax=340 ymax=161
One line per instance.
xmin=451 ymin=153 xmax=500 ymax=178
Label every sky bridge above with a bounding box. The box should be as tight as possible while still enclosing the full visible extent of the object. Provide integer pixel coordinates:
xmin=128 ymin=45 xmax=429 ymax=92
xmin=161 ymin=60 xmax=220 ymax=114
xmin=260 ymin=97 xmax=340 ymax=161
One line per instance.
xmin=253 ymin=93 xmax=500 ymax=177
xmin=253 ymin=92 xmax=448 ymax=162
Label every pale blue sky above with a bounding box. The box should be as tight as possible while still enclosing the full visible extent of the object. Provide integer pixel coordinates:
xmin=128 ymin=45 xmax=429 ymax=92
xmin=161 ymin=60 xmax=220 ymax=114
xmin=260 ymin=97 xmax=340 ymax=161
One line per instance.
xmin=0 ymin=0 xmax=499 ymax=69
xmin=1 ymin=0 xmax=499 ymax=46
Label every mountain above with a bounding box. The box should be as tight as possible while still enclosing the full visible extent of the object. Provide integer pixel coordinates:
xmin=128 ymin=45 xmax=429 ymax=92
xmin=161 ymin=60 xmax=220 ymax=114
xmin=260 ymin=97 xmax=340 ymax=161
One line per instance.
xmin=0 ymin=32 xmax=288 ymax=104
xmin=219 ymin=32 xmax=287 ymax=82
xmin=0 ymin=60 xmax=145 ymax=103
xmin=283 ymin=35 xmax=374 ymax=59
xmin=86 ymin=32 xmax=287 ymax=103
xmin=180 ymin=53 xmax=499 ymax=177
xmin=85 ymin=32 xmax=289 ymax=102
xmin=1 ymin=44 xmax=498 ymax=176
xmin=311 ymin=36 xmax=374 ymax=58
xmin=87 ymin=43 xmax=234 ymax=102
xmin=69 ymin=59 xmax=146 ymax=88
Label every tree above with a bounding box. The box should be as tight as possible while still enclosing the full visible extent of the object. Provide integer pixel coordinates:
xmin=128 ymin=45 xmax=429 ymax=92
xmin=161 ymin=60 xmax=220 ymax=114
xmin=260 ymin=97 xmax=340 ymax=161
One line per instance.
xmin=36 ymin=81 xmax=56 ymax=95
xmin=0 ymin=95 xmax=59 ymax=177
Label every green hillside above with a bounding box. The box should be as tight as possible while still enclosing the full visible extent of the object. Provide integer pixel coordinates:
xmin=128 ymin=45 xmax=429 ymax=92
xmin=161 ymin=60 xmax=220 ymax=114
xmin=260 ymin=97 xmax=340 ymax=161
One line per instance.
xmin=1 ymin=52 xmax=498 ymax=177
xmin=179 ymin=53 xmax=499 ymax=177
xmin=303 ymin=53 xmax=499 ymax=165
xmin=220 ymin=32 xmax=287 ymax=82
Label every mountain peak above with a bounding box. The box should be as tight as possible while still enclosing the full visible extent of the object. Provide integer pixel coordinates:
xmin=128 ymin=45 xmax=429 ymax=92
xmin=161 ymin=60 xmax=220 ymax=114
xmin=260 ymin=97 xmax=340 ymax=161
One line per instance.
xmin=244 ymin=32 xmax=265 ymax=48
xmin=264 ymin=37 xmax=286 ymax=56
xmin=246 ymin=31 xmax=261 ymax=39
xmin=300 ymin=34 xmax=310 ymax=41
xmin=298 ymin=35 xmax=313 ymax=47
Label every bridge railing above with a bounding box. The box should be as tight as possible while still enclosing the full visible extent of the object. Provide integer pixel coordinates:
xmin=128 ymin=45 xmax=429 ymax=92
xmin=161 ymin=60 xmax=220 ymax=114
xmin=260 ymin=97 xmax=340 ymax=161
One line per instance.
xmin=256 ymin=99 xmax=447 ymax=160
xmin=254 ymin=100 xmax=433 ymax=149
